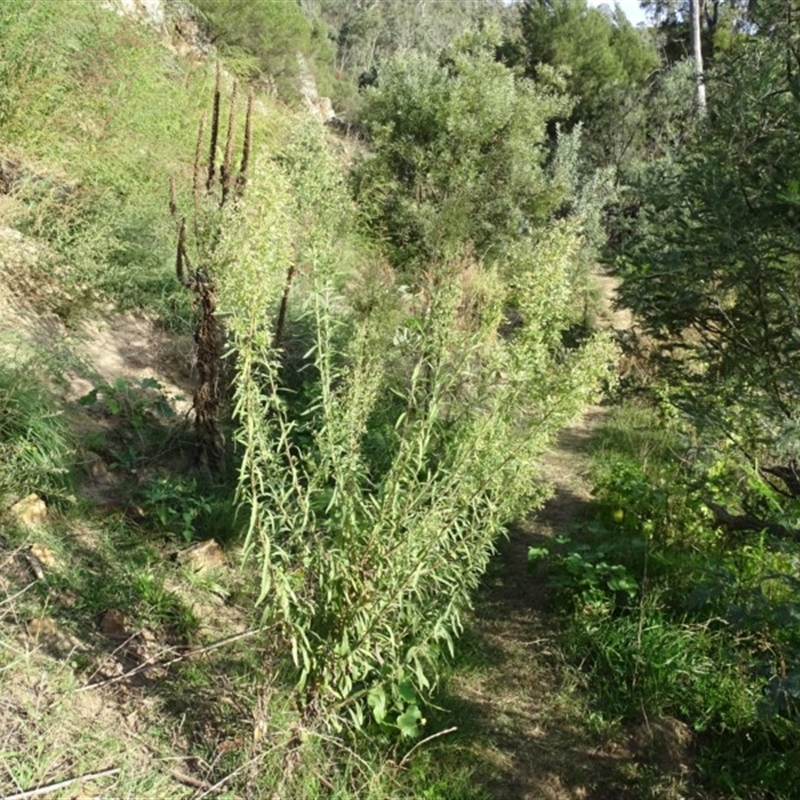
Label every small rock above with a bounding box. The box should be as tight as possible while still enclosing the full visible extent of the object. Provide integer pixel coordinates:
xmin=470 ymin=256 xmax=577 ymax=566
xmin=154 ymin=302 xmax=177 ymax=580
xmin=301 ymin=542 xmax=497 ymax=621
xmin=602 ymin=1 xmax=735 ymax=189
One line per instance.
xmin=29 ymin=542 xmax=57 ymax=569
xmin=100 ymin=609 xmax=129 ymax=639
xmin=27 ymin=616 xmax=60 ymax=639
xmin=26 ymin=616 xmax=82 ymax=656
xmin=9 ymin=493 xmax=47 ymax=528
xmin=177 ymin=539 xmax=226 ymax=572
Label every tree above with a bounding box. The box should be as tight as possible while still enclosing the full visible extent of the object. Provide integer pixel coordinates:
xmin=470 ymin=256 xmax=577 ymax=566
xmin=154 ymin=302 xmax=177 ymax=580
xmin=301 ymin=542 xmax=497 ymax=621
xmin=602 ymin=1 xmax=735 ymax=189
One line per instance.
xmin=690 ymin=0 xmax=706 ymax=111
xmin=310 ymin=0 xmax=506 ymax=82
xmin=511 ymin=0 xmax=661 ymax=178
xmin=641 ymin=0 xmax=752 ymax=64
xmin=518 ymin=0 xmax=660 ymax=121
xmin=352 ymin=27 xmax=571 ymax=270
xmin=618 ymin=18 xmax=800 ymax=495
xmin=193 ymin=0 xmax=336 ymax=98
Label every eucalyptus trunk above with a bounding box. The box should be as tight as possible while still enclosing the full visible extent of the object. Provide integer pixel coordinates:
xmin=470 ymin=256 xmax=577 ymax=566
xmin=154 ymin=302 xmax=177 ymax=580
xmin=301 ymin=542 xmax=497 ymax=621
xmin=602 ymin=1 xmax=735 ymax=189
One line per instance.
xmin=691 ymin=0 xmax=707 ymax=114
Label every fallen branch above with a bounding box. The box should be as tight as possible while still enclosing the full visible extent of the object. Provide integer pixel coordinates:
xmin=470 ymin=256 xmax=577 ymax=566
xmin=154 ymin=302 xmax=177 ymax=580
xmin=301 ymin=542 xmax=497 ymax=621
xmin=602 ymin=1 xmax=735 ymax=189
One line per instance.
xmin=398 ymin=726 xmax=458 ymax=768
xmin=705 ymin=500 xmax=799 ymax=540
xmin=170 ymin=769 xmax=211 ymax=792
xmin=1 ymin=767 xmax=119 ymax=800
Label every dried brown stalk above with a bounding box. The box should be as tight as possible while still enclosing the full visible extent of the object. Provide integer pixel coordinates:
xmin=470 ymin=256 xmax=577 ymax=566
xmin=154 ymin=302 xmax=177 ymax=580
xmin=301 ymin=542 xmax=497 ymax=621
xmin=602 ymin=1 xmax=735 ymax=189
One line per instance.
xmin=273 ymin=263 xmax=296 ymax=350
xmin=175 ymin=218 xmax=190 ymax=288
xmin=169 ymin=175 xmax=178 ymax=220
xmin=220 ymin=80 xmax=238 ymax=207
xmin=206 ymin=62 xmax=221 ymax=191
xmin=193 ymin=113 xmax=206 ymax=215
xmin=235 ymin=92 xmax=254 ymax=198
xmin=170 ymin=69 xmax=256 ymax=471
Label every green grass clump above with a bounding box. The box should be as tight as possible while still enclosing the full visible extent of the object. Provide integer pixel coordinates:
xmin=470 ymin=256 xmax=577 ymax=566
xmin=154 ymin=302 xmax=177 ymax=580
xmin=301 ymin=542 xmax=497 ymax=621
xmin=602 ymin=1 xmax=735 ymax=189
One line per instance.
xmin=0 ymin=362 xmax=74 ymax=506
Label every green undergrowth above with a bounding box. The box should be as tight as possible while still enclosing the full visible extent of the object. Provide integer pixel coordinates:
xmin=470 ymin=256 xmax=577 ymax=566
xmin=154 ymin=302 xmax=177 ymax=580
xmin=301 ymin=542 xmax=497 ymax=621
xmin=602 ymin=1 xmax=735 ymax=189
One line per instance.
xmin=1 ymin=2 xmax=616 ymax=796
xmin=0 ymin=361 xmax=74 ymax=507
xmin=0 ymin=358 xmax=483 ymax=798
xmin=534 ymin=398 xmax=800 ymax=798
xmin=0 ymin=0 xmax=289 ymax=328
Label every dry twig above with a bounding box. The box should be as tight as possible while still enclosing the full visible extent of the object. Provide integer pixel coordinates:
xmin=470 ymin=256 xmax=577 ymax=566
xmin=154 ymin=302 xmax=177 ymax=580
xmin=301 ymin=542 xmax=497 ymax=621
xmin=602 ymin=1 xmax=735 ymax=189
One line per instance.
xmin=1 ymin=766 xmax=119 ymax=800
xmin=76 ymin=628 xmax=265 ymax=692
xmin=398 ymin=726 xmax=458 ymax=768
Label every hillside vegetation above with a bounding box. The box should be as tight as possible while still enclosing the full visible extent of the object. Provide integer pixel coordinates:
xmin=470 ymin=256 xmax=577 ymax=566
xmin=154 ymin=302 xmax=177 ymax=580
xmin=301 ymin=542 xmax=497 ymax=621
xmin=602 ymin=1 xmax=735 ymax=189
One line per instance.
xmin=0 ymin=1 xmax=799 ymax=798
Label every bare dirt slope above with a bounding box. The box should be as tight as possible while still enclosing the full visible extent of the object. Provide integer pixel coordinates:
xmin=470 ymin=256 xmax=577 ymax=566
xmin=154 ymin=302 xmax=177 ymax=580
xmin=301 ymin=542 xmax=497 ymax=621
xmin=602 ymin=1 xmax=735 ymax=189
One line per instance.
xmin=444 ymin=272 xmax=638 ymax=799
xmin=0 ymin=229 xmax=194 ymax=409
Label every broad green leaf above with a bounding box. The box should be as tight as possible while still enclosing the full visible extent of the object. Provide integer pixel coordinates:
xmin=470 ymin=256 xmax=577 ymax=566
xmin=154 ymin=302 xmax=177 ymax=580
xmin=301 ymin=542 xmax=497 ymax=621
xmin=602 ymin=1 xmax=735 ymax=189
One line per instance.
xmin=396 ymin=704 xmax=422 ymax=738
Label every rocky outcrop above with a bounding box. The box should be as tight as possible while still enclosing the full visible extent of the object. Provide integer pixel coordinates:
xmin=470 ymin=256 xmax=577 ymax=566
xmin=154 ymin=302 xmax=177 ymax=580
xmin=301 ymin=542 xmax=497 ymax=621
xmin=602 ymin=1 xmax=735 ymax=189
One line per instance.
xmin=103 ymin=0 xmax=212 ymax=61
xmin=297 ymin=53 xmax=337 ymax=123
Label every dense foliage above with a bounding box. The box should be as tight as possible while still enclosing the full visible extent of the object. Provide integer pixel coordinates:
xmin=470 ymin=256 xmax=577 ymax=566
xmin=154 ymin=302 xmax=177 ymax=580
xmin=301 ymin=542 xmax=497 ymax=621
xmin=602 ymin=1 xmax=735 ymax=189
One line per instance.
xmin=352 ymin=28 xmax=570 ymax=269
xmin=619 ymin=7 xmax=800 ymax=507
xmin=551 ymin=1 xmax=800 ymax=795
xmin=518 ymin=0 xmax=659 ymax=117
xmin=193 ymin=0 xmax=337 ymax=97
xmin=310 ymin=0 xmax=506 ymax=85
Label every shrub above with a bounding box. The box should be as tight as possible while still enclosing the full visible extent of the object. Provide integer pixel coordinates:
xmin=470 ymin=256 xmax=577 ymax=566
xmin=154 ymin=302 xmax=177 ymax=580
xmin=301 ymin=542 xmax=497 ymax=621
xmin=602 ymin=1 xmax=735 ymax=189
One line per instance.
xmin=352 ymin=34 xmax=571 ymax=271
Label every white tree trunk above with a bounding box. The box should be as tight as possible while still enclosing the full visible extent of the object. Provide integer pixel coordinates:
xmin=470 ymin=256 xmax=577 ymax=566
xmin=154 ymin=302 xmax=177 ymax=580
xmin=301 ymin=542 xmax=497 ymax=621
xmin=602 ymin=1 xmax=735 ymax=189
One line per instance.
xmin=691 ymin=0 xmax=707 ymax=114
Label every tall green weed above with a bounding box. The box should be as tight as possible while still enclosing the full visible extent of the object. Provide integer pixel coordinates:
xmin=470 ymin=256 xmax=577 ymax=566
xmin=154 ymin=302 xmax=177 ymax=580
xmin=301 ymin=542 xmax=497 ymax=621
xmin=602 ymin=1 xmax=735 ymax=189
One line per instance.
xmin=214 ymin=121 xmax=615 ymax=731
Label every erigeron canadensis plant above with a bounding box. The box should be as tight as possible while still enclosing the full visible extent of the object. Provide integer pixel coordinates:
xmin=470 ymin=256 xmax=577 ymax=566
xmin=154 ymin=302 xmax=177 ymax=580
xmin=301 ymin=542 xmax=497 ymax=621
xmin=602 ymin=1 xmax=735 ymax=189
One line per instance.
xmin=213 ymin=122 xmax=617 ymax=744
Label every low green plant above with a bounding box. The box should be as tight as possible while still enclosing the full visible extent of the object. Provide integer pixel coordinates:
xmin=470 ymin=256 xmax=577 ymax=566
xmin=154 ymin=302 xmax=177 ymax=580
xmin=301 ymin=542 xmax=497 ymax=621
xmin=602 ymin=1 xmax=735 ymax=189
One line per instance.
xmin=547 ymin=540 xmax=639 ymax=614
xmin=404 ymin=749 xmax=490 ymax=800
xmin=0 ymin=363 xmax=74 ymax=505
xmin=138 ymin=477 xmax=212 ymax=543
xmin=553 ymin=400 xmax=800 ymax=797
xmin=566 ymin=590 xmax=755 ymax=728
xmin=41 ymin=516 xmax=199 ymax=640
xmin=78 ymin=377 xmax=180 ymax=471
xmin=79 ymin=378 xmax=175 ymax=428
xmin=367 ymin=680 xmax=424 ymax=739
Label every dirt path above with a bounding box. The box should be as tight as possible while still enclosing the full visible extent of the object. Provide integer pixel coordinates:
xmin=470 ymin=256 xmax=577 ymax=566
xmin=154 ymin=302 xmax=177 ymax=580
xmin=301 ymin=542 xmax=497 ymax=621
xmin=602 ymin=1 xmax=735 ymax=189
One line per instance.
xmin=446 ymin=410 xmax=637 ymax=800
xmin=441 ymin=273 xmax=637 ymax=799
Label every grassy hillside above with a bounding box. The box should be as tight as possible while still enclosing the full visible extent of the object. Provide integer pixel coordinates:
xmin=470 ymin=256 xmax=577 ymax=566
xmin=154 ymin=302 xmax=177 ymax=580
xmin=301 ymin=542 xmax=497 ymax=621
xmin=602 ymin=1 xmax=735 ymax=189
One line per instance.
xmin=0 ymin=0 xmax=296 ymax=325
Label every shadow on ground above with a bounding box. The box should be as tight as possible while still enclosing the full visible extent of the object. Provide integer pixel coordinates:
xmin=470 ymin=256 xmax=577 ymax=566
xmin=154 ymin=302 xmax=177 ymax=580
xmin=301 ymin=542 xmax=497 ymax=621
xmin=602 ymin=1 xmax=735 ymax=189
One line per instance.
xmin=430 ymin=408 xmax=641 ymax=799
